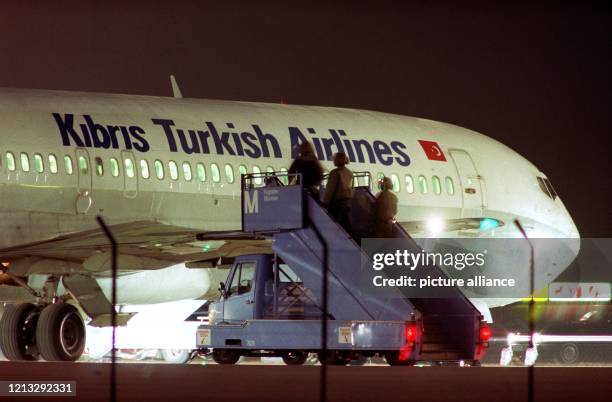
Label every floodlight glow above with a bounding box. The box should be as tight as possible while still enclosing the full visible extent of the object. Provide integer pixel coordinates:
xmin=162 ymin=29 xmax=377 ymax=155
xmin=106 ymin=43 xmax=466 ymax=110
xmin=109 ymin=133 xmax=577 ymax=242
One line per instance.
xmin=426 ymin=217 xmax=445 ymax=236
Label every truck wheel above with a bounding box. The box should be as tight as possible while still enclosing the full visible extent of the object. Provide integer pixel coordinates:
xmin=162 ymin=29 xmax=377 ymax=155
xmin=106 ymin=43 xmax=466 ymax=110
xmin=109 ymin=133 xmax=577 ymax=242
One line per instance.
xmin=161 ymin=349 xmax=191 ymax=364
xmin=282 ymin=351 xmax=308 ymax=365
xmin=317 ymin=350 xmax=349 ymax=365
xmin=36 ymin=303 xmax=85 ymax=361
xmin=349 ymin=355 xmax=368 ymax=366
xmin=212 ymin=349 xmax=241 ymax=364
xmin=385 ymin=351 xmax=415 ymax=366
xmin=558 ymin=343 xmax=580 ymax=364
xmin=0 ymin=303 xmax=40 ymax=361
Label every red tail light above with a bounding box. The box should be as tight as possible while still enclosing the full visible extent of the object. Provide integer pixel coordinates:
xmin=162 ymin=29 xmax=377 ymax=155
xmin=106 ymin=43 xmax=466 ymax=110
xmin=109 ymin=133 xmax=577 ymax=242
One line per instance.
xmin=405 ymin=322 xmax=417 ymax=343
xmin=399 ymin=321 xmax=418 ymax=361
xmin=479 ymin=322 xmax=491 ymax=342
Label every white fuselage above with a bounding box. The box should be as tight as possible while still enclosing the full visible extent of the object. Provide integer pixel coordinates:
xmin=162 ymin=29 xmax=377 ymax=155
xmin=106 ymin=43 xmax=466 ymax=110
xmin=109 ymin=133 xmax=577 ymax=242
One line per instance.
xmin=0 ymin=88 xmax=580 ymax=307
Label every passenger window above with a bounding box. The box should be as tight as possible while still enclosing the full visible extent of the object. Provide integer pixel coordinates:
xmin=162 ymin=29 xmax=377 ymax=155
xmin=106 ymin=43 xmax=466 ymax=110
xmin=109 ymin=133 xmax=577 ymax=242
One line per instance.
xmin=20 ymin=153 xmax=30 ymax=172
xmin=391 ymin=173 xmax=400 ymax=192
xmin=252 ymin=166 xmax=262 ymax=185
xmin=155 ymin=160 xmax=164 ymax=180
xmin=225 ymin=164 xmax=234 ymax=184
xmin=183 ymin=162 xmax=192 ymax=181
xmin=95 ymin=157 xmax=104 ymax=176
xmin=33 ymin=153 xmax=44 ymax=173
xmin=432 ymin=175 xmax=441 ymax=195
xmin=78 ymin=156 xmax=88 ymax=175
xmin=110 ymin=158 xmax=119 ymax=177
xmin=266 ymin=166 xmax=274 ymax=174
xmin=279 ymin=167 xmax=288 ymax=185
xmin=140 ymin=160 xmax=150 ymax=179
xmin=196 ymin=163 xmax=205 ymax=182
xmin=211 ymin=163 xmax=220 ymax=183
xmin=124 ymin=157 xmax=134 ymax=178
xmin=6 ymin=152 xmax=15 ymax=172
xmin=229 ymin=262 xmax=256 ymax=295
xmin=445 ymin=176 xmax=455 ymax=195
xmin=405 ymin=175 xmax=414 ymax=193
xmin=48 ymin=154 xmax=58 ymax=174
xmin=418 ymin=175 xmax=428 ymax=194
xmin=64 ymin=155 xmax=73 ymax=175
xmin=169 ymin=161 xmax=178 ymax=181
xmin=239 ymin=165 xmax=247 ymax=177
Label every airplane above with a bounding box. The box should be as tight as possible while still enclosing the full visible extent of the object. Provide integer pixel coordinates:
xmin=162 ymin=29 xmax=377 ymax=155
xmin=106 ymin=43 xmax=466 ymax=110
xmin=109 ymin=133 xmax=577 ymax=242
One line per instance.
xmin=0 ymin=81 xmax=579 ymax=362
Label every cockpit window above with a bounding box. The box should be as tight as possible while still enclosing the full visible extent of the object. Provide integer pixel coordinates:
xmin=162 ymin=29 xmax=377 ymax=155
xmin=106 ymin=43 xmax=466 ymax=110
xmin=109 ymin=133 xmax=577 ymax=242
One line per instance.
xmin=537 ymin=176 xmax=557 ymax=200
xmin=543 ymin=178 xmax=557 ymax=200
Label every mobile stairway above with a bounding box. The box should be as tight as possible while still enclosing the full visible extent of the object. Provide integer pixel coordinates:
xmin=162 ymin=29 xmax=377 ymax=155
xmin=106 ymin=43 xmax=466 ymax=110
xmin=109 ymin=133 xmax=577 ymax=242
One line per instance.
xmin=196 ymin=172 xmax=488 ymax=365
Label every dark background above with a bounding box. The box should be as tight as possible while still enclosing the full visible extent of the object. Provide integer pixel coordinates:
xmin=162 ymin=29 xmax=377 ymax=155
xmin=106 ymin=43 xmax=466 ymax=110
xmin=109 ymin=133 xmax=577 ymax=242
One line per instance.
xmin=0 ymin=1 xmax=610 ymax=236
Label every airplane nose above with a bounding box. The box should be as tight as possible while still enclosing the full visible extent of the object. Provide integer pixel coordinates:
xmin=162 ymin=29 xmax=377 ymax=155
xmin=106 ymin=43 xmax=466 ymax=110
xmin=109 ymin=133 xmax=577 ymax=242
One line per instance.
xmin=560 ymin=203 xmax=580 ymax=240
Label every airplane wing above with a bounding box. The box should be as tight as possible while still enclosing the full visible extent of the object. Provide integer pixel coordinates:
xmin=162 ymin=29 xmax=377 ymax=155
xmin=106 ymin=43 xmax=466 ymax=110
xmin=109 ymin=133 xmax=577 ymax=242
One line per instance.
xmin=0 ymin=220 xmax=272 ymax=275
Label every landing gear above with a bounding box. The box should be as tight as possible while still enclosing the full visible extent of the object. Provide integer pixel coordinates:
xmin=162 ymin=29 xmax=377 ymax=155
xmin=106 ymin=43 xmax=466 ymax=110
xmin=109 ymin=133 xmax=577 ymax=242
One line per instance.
xmin=0 ymin=303 xmax=40 ymax=361
xmin=36 ymin=303 xmax=85 ymax=361
xmin=281 ymin=350 xmax=308 ymax=365
xmin=212 ymin=349 xmax=241 ymax=364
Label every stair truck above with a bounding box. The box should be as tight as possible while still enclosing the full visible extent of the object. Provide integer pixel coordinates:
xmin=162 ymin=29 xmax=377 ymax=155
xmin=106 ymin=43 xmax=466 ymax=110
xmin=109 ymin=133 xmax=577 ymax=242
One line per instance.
xmin=196 ymin=172 xmax=489 ymax=365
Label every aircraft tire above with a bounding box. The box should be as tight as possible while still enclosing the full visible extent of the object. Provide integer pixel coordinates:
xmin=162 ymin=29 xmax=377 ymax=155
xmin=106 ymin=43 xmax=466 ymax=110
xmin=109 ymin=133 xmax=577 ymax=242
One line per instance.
xmin=161 ymin=348 xmax=191 ymax=364
xmin=36 ymin=303 xmax=85 ymax=361
xmin=0 ymin=303 xmax=40 ymax=361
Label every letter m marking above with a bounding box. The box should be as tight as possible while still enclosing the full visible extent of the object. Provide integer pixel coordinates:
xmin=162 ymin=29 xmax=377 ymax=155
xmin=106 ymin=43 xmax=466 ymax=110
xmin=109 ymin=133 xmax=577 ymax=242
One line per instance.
xmin=244 ymin=190 xmax=259 ymax=214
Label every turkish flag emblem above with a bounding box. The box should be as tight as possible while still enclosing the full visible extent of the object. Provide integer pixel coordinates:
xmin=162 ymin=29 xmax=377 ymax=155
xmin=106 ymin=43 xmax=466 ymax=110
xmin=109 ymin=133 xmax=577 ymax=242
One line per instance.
xmin=418 ymin=140 xmax=447 ymax=161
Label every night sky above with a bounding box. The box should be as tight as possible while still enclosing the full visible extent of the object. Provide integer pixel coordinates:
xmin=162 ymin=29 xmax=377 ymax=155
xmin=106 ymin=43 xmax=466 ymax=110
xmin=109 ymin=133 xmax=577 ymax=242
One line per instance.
xmin=1 ymin=1 xmax=610 ymax=236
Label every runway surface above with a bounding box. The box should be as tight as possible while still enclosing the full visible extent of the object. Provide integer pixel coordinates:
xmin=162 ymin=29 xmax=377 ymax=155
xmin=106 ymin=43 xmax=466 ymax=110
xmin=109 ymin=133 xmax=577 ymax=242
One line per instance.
xmin=0 ymin=362 xmax=610 ymax=402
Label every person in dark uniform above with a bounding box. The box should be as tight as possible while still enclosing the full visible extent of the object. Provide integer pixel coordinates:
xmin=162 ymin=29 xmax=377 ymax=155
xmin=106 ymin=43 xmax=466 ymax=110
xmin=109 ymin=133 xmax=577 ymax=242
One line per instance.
xmin=372 ymin=176 xmax=398 ymax=238
xmin=323 ymin=152 xmax=354 ymax=233
xmin=288 ymin=141 xmax=324 ymax=194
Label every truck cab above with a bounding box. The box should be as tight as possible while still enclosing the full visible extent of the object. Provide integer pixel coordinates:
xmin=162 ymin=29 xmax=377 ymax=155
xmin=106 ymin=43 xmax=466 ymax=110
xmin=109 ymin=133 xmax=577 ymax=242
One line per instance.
xmin=209 ymin=254 xmax=320 ymax=326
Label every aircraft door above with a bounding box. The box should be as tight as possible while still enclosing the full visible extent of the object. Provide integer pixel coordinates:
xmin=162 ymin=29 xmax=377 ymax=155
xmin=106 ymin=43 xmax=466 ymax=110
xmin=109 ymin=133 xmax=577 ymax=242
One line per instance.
xmin=221 ymin=262 xmax=256 ymax=324
xmin=449 ymin=149 xmax=486 ymax=215
xmin=75 ymin=148 xmax=93 ymax=214
xmin=120 ymin=150 xmax=138 ymax=199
